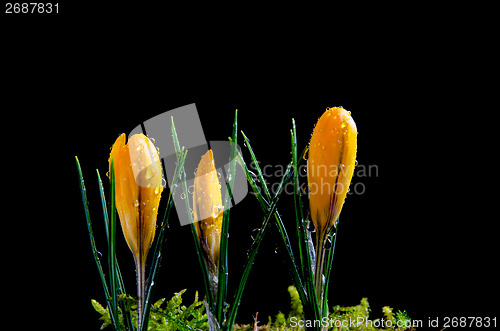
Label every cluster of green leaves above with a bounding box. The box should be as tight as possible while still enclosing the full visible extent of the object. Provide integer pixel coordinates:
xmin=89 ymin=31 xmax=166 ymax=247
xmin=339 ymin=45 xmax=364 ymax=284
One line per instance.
xmin=92 ymin=290 xmax=207 ymax=330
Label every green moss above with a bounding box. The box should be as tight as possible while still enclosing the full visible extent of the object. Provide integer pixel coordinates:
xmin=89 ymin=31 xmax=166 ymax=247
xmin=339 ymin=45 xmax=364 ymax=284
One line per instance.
xmin=265 ymin=287 xmax=414 ymax=331
xmin=93 ymin=287 xmax=413 ymax=331
xmin=91 ymin=290 xmax=207 ymax=330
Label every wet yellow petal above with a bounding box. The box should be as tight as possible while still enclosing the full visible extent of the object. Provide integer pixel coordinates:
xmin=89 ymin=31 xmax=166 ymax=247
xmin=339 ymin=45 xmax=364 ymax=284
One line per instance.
xmin=193 ymin=149 xmax=223 ymax=270
xmin=109 ymin=133 xmax=163 ymax=265
xmin=307 ymin=107 xmax=357 ymax=236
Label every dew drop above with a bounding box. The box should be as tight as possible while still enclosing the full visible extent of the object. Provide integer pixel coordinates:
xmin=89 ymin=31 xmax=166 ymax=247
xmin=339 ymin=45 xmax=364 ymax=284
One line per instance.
xmin=134 ymin=200 xmax=140 ymax=207
xmin=213 ymin=205 xmax=222 ymax=215
xmin=180 ymin=193 xmax=186 ymax=199
xmin=250 ymin=228 xmax=260 ymax=240
xmin=161 ymin=177 xmax=167 ymax=187
xmin=307 ymin=220 xmax=316 ymax=233
xmin=188 ymin=185 xmax=194 ymax=194
xmin=324 ymin=237 xmax=333 ymax=249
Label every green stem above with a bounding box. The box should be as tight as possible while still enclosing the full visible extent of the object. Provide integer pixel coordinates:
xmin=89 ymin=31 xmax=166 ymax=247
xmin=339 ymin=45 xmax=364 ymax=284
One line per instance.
xmin=314 ymin=230 xmax=327 ymax=316
xmin=322 ymin=225 xmax=338 ymax=318
xmin=136 ymin=259 xmax=146 ymax=331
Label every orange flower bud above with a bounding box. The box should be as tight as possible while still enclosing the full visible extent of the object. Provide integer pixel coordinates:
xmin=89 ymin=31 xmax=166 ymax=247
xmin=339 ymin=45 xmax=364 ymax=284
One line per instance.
xmin=307 ymin=107 xmax=357 ymax=236
xmin=108 ymin=133 xmax=163 ymax=266
xmin=193 ymin=149 xmax=224 ymax=271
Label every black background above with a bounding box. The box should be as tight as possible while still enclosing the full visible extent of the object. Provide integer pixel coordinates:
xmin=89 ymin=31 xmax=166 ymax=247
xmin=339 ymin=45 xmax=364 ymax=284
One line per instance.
xmin=3 ymin=3 xmax=497 ymax=330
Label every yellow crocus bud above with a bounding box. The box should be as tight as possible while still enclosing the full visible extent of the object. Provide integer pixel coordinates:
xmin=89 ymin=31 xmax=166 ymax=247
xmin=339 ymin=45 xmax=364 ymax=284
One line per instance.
xmin=108 ymin=133 xmax=163 ymax=328
xmin=109 ymin=133 xmax=163 ymax=265
xmin=193 ymin=149 xmax=224 ymax=272
xmin=307 ymin=107 xmax=357 ymax=237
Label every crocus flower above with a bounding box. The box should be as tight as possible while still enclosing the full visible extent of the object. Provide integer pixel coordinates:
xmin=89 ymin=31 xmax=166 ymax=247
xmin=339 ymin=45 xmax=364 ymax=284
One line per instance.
xmin=108 ymin=133 xmax=163 ymax=328
xmin=307 ymin=107 xmax=357 ymax=238
xmin=193 ymin=149 xmax=224 ymax=273
xmin=307 ymin=107 xmax=357 ymax=314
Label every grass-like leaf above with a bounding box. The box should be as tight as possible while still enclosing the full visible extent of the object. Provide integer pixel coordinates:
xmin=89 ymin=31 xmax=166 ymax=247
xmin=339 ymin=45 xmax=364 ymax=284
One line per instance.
xmin=238 ymin=131 xmax=307 ymax=306
xmin=75 ymin=156 xmax=111 ymax=301
xmin=226 ymin=151 xmax=293 ymax=330
xmin=96 ymin=169 xmax=132 ymax=330
xmin=76 ymin=156 xmax=123 ymax=329
xmin=216 ymin=109 xmax=238 ymax=325
xmin=170 ymin=116 xmax=215 ymax=322
xmin=108 ymin=159 xmax=121 ymax=331
xmin=141 ymin=145 xmax=188 ymax=330
xmin=291 ymin=119 xmax=321 ymax=326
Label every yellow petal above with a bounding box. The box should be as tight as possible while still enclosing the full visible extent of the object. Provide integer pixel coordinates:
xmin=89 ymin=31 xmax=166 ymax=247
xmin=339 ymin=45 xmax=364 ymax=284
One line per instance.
xmin=307 ymin=107 xmax=357 ymax=235
xmin=109 ymin=133 xmax=126 ymax=178
xmin=193 ymin=149 xmax=223 ymax=270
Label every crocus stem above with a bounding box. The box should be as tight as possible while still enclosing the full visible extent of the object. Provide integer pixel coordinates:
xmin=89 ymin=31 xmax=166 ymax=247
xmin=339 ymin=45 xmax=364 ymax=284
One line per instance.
xmin=136 ymin=259 xmax=146 ymax=330
xmin=314 ymin=230 xmax=327 ymax=317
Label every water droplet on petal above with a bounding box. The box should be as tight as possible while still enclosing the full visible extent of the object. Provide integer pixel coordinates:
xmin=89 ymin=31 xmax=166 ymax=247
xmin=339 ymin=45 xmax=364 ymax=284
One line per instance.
xmin=134 ymin=200 xmax=140 ymax=207
xmin=213 ymin=205 xmax=222 ymax=215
